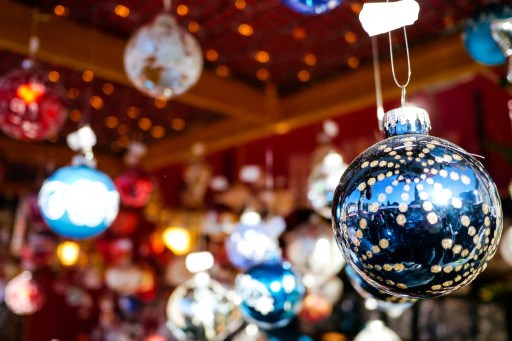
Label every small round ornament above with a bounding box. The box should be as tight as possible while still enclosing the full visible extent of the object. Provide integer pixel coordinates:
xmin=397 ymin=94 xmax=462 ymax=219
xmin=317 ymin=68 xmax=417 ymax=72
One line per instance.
xmin=38 ymin=164 xmax=120 ymax=239
xmin=225 ymin=222 xmax=282 ymax=271
xmin=282 ymin=0 xmax=343 ymax=15
xmin=285 ymin=216 xmax=345 ymax=288
xmin=463 ymin=4 xmax=512 ymax=66
xmin=235 ymin=260 xmax=305 ymax=329
xmin=345 ymin=265 xmax=414 ymax=317
xmin=332 ymin=106 xmax=503 ymax=299
xmin=166 ymin=272 xmax=242 ymax=341
xmin=124 ymin=11 xmax=203 ymax=99
xmin=307 ymin=148 xmax=348 ymax=218
xmin=4 ymin=271 xmax=45 ymax=315
xmin=0 ymin=62 xmax=67 ymax=141
xmin=115 ymin=167 xmax=154 ymax=208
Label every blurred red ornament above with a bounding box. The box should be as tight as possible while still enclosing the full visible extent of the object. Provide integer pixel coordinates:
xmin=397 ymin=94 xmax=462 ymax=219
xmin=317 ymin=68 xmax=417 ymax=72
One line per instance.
xmin=0 ymin=62 xmax=67 ymax=141
xmin=110 ymin=209 xmax=139 ymax=235
xmin=145 ymin=335 xmax=166 ymax=341
xmin=115 ymin=168 xmax=154 ymax=208
xmin=300 ymin=293 xmax=332 ymax=323
xmin=4 ymin=271 xmax=45 ymax=315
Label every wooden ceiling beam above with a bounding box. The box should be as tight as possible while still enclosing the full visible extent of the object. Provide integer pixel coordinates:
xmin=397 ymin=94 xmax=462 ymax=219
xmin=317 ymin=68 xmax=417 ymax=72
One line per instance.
xmin=143 ymin=33 xmax=490 ymax=170
xmin=0 ymin=0 xmax=270 ymax=124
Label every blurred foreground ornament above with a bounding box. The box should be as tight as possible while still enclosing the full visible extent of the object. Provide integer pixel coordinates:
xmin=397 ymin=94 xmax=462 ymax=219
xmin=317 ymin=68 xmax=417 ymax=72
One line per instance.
xmin=282 ymin=0 xmax=343 ymax=15
xmin=345 ymin=265 xmax=414 ymax=318
xmin=285 ymin=215 xmax=345 ymax=288
xmin=235 ymin=260 xmax=305 ymax=329
xmin=4 ymin=271 xmax=45 ymax=315
xmin=463 ymin=4 xmax=512 ymax=66
xmin=226 ymin=216 xmax=284 ymax=270
xmin=491 ymin=17 xmax=512 ymax=82
xmin=332 ymin=106 xmax=503 ymax=298
xmin=166 ymin=272 xmax=242 ymax=341
xmin=0 ymin=60 xmax=67 ymax=141
xmin=124 ymin=2 xmax=203 ymax=99
xmin=354 ymin=320 xmax=401 ymax=341
xmin=115 ymin=168 xmax=154 ymax=208
xmin=38 ymin=126 xmax=120 ymax=239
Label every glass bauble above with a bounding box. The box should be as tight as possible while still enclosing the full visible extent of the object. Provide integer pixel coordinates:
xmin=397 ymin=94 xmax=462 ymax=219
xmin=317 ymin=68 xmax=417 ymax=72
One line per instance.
xmin=354 ymin=320 xmax=401 ymax=341
xmin=4 ymin=271 xmax=45 ymax=315
xmin=345 ymin=265 xmax=414 ymax=317
xmin=463 ymin=4 xmax=512 ymax=66
xmin=124 ymin=13 xmax=203 ymax=99
xmin=166 ymin=272 xmax=242 ymax=341
xmin=285 ymin=217 xmax=345 ymax=288
xmin=226 ymin=222 xmax=282 ymax=271
xmin=332 ymin=107 xmax=502 ymax=299
xmin=38 ymin=164 xmax=120 ymax=239
xmin=115 ymin=167 xmax=154 ymax=208
xmin=0 ymin=63 xmax=67 ymax=141
xmin=307 ymin=148 xmax=348 ymax=218
xmin=282 ymin=0 xmax=343 ymax=15
xmin=235 ymin=260 xmax=305 ymax=329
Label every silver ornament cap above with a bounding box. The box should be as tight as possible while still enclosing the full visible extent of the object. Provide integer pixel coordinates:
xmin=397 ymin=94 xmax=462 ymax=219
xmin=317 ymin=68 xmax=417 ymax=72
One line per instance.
xmin=383 ymin=105 xmax=431 ymax=138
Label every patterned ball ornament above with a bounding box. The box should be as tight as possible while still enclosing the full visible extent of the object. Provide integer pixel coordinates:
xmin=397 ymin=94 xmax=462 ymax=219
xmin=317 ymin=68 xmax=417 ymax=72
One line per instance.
xmin=166 ymin=272 xmax=242 ymax=341
xmin=235 ymin=260 xmax=305 ymax=329
xmin=332 ymin=106 xmax=503 ymax=299
xmin=0 ymin=63 xmax=67 ymax=141
xmin=282 ymin=0 xmax=343 ymax=15
xmin=463 ymin=4 xmax=512 ymax=66
xmin=124 ymin=12 xmax=203 ymax=99
xmin=38 ymin=165 xmax=120 ymax=239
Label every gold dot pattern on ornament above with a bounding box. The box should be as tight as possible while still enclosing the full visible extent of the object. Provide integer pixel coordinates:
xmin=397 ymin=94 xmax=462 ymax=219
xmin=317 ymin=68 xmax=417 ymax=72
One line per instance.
xmin=383 ymin=264 xmax=392 ymax=271
xmin=356 ymin=230 xmax=363 ymax=239
xmin=453 ymin=245 xmax=462 ymax=254
xmin=399 ymin=203 xmax=408 ymax=213
xmin=444 ymin=265 xmax=454 ymax=273
xmin=372 ymin=245 xmax=381 ymax=253
xmin=378 ymin=193 xmax=387 ymax=202
xmin=359 ymin=219 xmax=367 ymax=229
xmin=394 ymin=263 xmax=405 ymax=271
xmin=423 ymin=201 xmax=433 ymax=211
xmin=368 ymin=178 xmax=376 ymax=186
xmin=442 ymin=239 xmax=453 ymax=249
xmin=427 ymin=212 xmax=438 ymax=224
xmin=361 ymin=161 xmax=369 ymax=168
xmin=396 ymin=214 xmax=407 ymax=226
xmin=482 ymin=204 xmax=489 ymax=215
xmin=452 ymin=198 xmax=462 ymax=208
xmin=369 ymin=203 xmax=380 ymax=212
xmin=379 ymin=239 xmax=389 ymax=249
xmin=431 ymin=265 xmax=442 ymax=273
xmin=461 ymin=215 xmax=470 ymax=227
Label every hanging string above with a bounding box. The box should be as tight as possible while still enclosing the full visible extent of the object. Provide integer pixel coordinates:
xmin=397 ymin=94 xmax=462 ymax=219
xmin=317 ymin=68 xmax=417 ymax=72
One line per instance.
xmin=163 ymin=0 xmax=172 ymax=12
xmin=371 ymin=36 xmax=385 ymax=130
xmin=387 ymin=0 xmax=412 ymax=107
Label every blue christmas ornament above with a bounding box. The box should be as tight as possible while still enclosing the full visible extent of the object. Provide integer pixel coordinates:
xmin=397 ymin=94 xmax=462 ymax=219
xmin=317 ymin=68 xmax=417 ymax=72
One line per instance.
xmin=282 ymin=0 xmax=343 ymax=15
xmin=235 ymin=260 xmax=305 ymax=329
xmin=225 ymin=220 xmax=283 ymax=271
xmin=332 ymin=106 xmax=503 ymax=299
xmin=38 ymin=165 xmax=120 ymax=239
xmin=463 ymin=4 xmax=512 ymax=66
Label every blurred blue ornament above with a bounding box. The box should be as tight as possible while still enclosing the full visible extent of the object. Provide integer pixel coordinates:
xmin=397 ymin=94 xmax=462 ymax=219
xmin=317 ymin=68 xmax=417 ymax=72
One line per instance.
xmin=282 ymin=0 xmax=343 ymax=15
xmin=38 ymin=165 xmax=119 ymax=239
xmin=463 ymin=4 xmax=512 ymax=66
xmin=332 ymin=106 xmax=502 ymax=299
xmin=118 ymin=296 xmax=141 ymax=315
xmin=167 ymin=272 xmax=242 ymax=341
xmin=345 ymin=265 xmax=414 ymax=317
xmin=226 ymin=218 xmax=284 ymax=271
xmin=236 ymin=261 xmax=305 ymax=329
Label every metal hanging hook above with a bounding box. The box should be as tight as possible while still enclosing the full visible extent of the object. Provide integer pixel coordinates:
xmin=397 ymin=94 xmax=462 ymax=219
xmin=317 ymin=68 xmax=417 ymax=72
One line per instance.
xmin=386 ymin=0 xmax=412 ymax=107
xmin=163 ymin=0 xmax=172 ymax=12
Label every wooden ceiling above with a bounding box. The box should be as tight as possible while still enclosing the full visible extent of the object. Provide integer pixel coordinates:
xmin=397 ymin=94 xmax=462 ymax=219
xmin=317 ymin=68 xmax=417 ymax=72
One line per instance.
xmin=0 ymin=0 xmax=504 ymax=182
